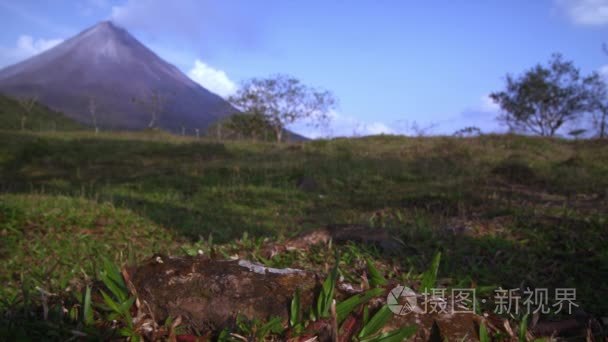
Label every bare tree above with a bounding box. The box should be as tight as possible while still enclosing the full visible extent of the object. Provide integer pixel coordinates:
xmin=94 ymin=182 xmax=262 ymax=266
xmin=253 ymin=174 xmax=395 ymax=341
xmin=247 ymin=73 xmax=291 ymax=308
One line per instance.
xmin=88 ymin=96 xmax=99 ymax=134
xmin=229 ymin=74 xmax=336 ymax=142
xmin=216 ymin=121 xmax=222 ymax=140
xmin=17 ymin=96 xmax=37 ymax=131
xmin=590 ymin=44 xmax=608 ymax=138
xmin=395 ymin=120 xmax=437 ymax=137
xmin=584 ymin=73 xmax=608 ymax=138
xmin=132 ymin=90 xmax=171 ymax=129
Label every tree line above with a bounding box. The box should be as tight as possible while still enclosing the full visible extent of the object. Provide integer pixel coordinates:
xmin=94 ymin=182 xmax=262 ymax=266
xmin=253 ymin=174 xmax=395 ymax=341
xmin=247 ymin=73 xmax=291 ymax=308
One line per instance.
xmin=11 ymin=52 xmax=608 ymax=140
xmin=221 ymin=54 xmax=608 ymax=140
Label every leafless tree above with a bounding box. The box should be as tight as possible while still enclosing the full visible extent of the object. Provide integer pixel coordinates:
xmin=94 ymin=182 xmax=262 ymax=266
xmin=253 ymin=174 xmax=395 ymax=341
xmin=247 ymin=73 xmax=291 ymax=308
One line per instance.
xmin=89 ymin=96 xmax=99 ymax=134
xmin=17 ymin=96 xmax=37 ymax=131
xmin=216 ymin=121 xmax=223 ymax=140
xmin=395 ymin=120 xmax=437 ymax=137
xmin=584 ymin=74 xmax=608 ymax=138
xmin=132 ymin=90 xmax=171 ymax=129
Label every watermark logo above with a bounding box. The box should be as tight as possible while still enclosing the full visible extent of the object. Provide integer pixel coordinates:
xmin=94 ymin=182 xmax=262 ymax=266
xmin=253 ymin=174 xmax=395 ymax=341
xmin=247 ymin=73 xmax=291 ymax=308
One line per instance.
xmin=387 ymin=286 xmax=577 ymax=316
xmin=387 ymin=285 xmax=423 ymax=315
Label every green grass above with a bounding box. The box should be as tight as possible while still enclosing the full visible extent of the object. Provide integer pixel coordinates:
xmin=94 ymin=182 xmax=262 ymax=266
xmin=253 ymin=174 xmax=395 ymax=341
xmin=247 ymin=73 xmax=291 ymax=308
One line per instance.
xmin=0 ymin=194 xmax=176 ymax=300
xmin=0 ymin=129 xmax=607 ymax=338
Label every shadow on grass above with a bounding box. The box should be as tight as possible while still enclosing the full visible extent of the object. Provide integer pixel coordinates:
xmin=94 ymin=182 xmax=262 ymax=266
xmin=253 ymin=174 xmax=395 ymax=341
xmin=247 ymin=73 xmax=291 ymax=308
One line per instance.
xmin=1 ymin=131 xmax=607 ymax=318
xmin=111 ymin=195 xmax=261 ymax=242
xmin=396 ymin=212 xmax=608 ymax=317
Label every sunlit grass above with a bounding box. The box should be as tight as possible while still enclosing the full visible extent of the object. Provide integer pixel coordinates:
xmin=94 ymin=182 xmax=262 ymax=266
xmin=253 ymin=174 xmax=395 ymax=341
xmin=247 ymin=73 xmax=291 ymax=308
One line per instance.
xmin=0 ymin=130 xmax=606 ymax=338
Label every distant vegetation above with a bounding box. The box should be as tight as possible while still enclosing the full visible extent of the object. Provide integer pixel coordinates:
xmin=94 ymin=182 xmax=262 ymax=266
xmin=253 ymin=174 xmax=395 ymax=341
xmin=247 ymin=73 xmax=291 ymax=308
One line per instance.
xmin=229 ymin=74 xmax=336 ymax=142
xmin=0 ymin=94 xmax=84 ymax=131
xmin=206 ymin=113 xmax=276 ymax=141
xmin=4 ymin=52 xmax=608 ymax=140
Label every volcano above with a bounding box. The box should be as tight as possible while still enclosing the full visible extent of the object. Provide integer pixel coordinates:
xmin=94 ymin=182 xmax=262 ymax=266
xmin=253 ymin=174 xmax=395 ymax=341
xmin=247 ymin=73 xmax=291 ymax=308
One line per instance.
xmin=0 ymin=21 xmax=236 ymax=132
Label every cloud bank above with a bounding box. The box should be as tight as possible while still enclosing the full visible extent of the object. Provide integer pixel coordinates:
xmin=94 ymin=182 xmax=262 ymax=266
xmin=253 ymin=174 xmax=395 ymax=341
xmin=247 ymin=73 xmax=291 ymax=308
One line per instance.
xmin=290 ymin=94 xmax=506 ymax=139
xmin=290 ymin=110 xmax=395 ymax=139
xmin=556 ymin=0 xmax=608 ymax=25
xmin=187 ymin=59 xmax=237 ymax=98
xmin=599 ymin=65 xmax=608 ymax=78
xmin=0 ymin=35 xmax=63 ymax=68
xmin=434 ymin=94 xmax=504 ymax=135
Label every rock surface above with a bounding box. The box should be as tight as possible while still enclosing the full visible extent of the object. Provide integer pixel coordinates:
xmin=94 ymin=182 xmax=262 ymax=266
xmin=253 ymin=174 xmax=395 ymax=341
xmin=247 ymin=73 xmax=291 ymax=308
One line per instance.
xmin=124 ymin=255 xmax=503 ymax=341
xmin=125 ymin=255 xmax=318 ymax=333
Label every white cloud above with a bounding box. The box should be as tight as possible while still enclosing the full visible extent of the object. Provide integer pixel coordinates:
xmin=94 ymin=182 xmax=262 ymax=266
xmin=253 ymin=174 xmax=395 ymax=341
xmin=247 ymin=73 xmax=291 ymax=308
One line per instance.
xmin=187 ymin=59 xmax=237 ymax=98
xmin=428 ymin=94 xmax=504 ymax=135
xmin=293 ymin=93 xmax=504 ymax=139
xmin=479 ymin=94 xmax=500 ymax=113
xmin=15 ymin=35 xmax=62 ymax=56
xmin=599 ymin=64 xmax=608 ymax=78
xmin=290 ymin=110 xmax=394 ymax=138
xmin=363 ymin=122 xmax=394 ymax=135
xmin=0 ymin=35 xmax=63 ymax=68
xmin=556 ymin=0 xmax=608 ymax=25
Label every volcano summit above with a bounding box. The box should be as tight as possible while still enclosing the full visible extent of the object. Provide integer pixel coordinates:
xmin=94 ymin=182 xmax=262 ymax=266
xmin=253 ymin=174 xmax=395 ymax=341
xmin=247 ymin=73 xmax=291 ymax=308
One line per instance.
xmin=0 ymin=21 xmax=236 ymax=132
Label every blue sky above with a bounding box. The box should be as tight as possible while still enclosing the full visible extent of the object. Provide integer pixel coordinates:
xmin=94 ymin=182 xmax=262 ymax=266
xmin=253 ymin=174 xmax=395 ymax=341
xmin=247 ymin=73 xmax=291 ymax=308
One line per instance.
xmin=1 ymin=0 xmax=607 ymax=137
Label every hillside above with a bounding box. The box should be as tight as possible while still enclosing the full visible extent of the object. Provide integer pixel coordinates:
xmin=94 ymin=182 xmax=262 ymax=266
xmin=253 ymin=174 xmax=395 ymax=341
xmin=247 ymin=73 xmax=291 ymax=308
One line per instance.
xmin=0 ymin=131 xmax=606 ymax=339
xmin=0 ymin=93 xmax=84 ymax=131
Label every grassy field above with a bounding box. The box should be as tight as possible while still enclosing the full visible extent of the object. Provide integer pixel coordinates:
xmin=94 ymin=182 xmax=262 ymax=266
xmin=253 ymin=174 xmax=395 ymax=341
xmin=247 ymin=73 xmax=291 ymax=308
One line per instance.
xmin=0 ymin=129 xmax=607 ymax=338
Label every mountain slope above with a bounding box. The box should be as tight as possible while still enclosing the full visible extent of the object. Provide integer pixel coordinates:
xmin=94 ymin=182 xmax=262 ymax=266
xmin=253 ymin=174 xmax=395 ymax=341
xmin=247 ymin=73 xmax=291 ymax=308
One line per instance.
xmin=0 ymin=21 xmax=236 ymax=133
xmin=0 ymin=93 xmax=84 ymax=131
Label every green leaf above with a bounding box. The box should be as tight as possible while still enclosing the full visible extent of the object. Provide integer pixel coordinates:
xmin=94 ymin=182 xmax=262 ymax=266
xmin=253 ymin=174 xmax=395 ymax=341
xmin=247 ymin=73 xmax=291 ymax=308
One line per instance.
xmin=420 ymin=251 xmax=441 ymax=293
xmin=68 ymin=306 xmax=79 ymax=321
xmin=336 ymin=287 xmax=384 ymax=323
xmin=118 ymin=327 xmax=139 ymax=341
xmin=290 ymin=287 xmax=301 ymax=327
xmin=316 ymin=256 xmax=339 ymax=318
xmin=360 ymin=325 xmax=417 ymax=342
xmin=217 ymin=329 xmax=229 ymax=341
xmin=366 ymin=259 xmax=387 ymax=287
xmin=358 ymin=305 xmax=393 ymax=339
xmin=236 ymin=314 xmax=251 ymax=335
xmin=363 ymin=305 xmax=370 ymax=325
xmin=99 ymin=257 xmax=128 ymax=302
xmin=257 ymin=316 xmax=284 ymax=339
xmin=100 ymin=256 xmax=125 ymax=290
xmin=119 ymin=296 xmax=136 ymax=315
xmin=479 ymin=321 xmax=490 ymax=342
xmin=99 ymin=271 xmax=128 ymax=303
xmin=100 ymin=290 xmax=122 ymax=314
xmin=519 ymin=314 xmax=529 ymax=342
xmin=83 ymin=286 xmax=93 ymax=326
